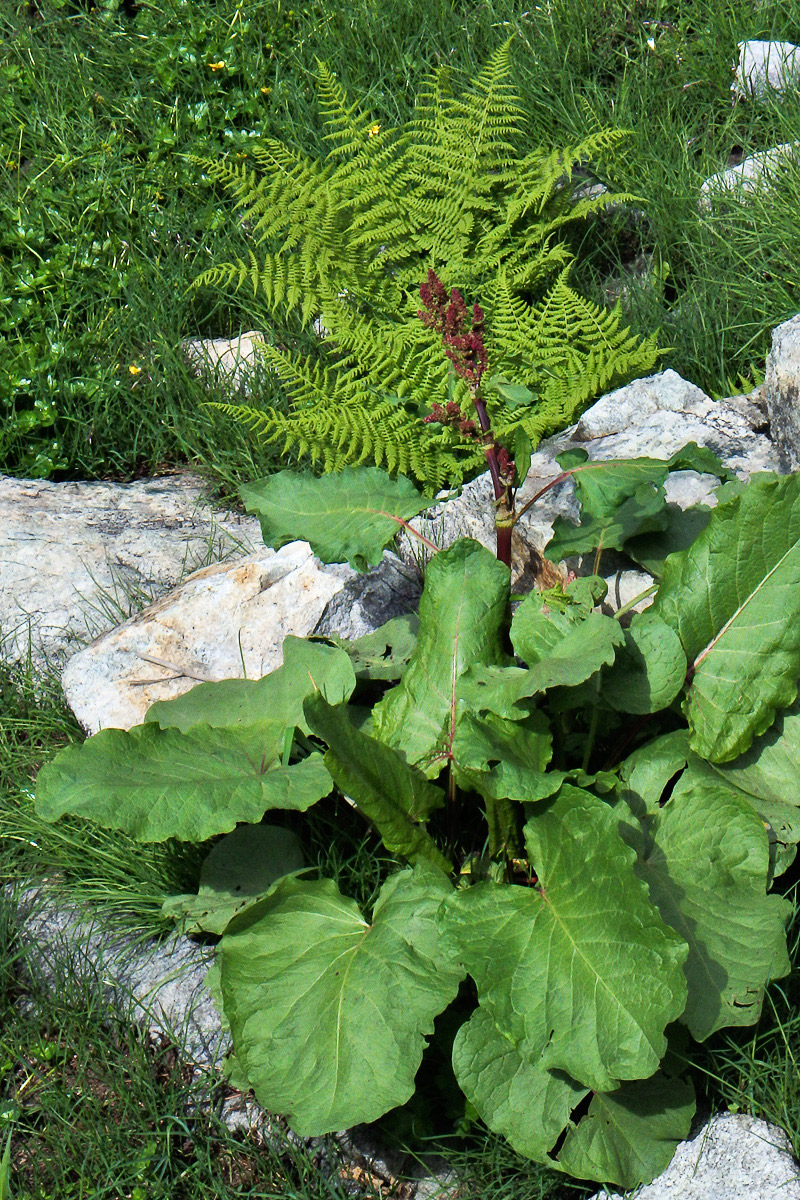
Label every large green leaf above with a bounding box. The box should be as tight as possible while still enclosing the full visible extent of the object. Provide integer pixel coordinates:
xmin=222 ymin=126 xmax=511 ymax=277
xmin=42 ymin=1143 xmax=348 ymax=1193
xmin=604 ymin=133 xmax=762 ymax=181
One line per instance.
xmin=619 ymin=776 xmax=790 ymax=1040
xmin=543 ymin=444 xmax=731 ymax=563
xmin=451 ymin=710 xmax=560 ymax=803
xmin=323 ymin=614 xmax=419 ymax=682
xmin=218 ymin=867 xmax=464 ymax=1134
xmin=452 ymin=1007 xmax=587 ymax=1161
xmin=162 ymin=824 xmax=305 ymax=935
xmin=442 ymin=787 xmax=688 ymax=1091
xmin=35 ymin=722 xmax=332 ymax=843
xmin=556 ymin=1070 xmax=696 ymax=1188
xmin=372 ymin=540 xmax=509 ymax=775
xmin=303 ymin=694 xmax=451 ymax=873
xmin=617 ymin=731 xmax=691 ymax=813
xmin=457 ymin=605 xmax=624 ymax=720
xmin=240 ymin=467 xmax=432 ymax=571
xmin=625 ymin=504 xmax=712 ymax=579
xmin=453 ymin=1012 xmax=694 ymax=1190
xmin=653 ymin=474 xmax=800 ymax=761
xmin=692 ymin=697 xmax=800 ymax=873
xmin=145 ymin=637 xmax=356 ymax=735
xmin=602 ymin=611 xmax=687 ymax=715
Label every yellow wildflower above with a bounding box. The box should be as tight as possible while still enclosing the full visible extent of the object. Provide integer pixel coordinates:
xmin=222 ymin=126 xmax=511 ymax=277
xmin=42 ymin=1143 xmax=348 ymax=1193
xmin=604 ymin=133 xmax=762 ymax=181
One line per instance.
xmin=260 ymin=86 xmax=270 ymax=94
xmin=128 ymin=365 xmax=142 ymax=376
xmin=208 ymin=61 xmax=226 ymax=71
xmin=368 ymin=122 xmax=380 ymax=137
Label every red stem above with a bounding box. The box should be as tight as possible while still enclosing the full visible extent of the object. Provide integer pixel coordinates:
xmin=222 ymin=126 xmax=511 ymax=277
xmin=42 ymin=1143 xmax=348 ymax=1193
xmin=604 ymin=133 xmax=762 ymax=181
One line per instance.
xmin=472 ymin=388 xmax=513 ymax=568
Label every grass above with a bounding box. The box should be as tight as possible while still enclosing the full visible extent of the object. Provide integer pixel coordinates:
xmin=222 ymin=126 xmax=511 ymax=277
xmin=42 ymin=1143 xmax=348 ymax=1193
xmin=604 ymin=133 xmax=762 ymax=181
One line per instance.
xmin=3 ymin=0 xmax=800 ymax=484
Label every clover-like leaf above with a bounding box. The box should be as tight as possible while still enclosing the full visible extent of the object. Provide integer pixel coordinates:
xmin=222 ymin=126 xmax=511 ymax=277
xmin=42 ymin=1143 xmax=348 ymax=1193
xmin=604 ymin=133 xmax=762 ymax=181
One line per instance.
xmin=653 ymin=474 xmax=800 ymax=761
xmin=241 ymin=466 xmax=432 ymax=571
xmin=372 ymin=539 xmax=509 ymax=774
xmin=218 ymin=866 xmax=464 ymax=1135
xmin=442 ymin=786 xmax=688 ymax=1091
xmin=35 ymin=722 xmax=332 ymax=842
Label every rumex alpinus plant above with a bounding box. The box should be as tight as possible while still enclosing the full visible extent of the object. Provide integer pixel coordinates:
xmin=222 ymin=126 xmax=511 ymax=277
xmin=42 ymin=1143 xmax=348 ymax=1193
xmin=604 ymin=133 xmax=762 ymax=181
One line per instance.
xmin=34 ymin=277 xmax=800 ymax=1190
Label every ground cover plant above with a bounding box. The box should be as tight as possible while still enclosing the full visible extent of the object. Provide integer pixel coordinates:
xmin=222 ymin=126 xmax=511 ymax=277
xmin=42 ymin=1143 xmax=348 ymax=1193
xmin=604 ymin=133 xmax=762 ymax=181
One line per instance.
xmin=32 ymin=266 xmax=800 ymax=1188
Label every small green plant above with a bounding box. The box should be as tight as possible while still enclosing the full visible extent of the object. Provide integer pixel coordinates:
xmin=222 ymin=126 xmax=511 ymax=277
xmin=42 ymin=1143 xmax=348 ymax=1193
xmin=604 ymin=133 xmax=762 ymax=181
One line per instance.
xmin=193 ymin=41 xmax=659 ymax=492
xmin=34 ymin=275 xmax=800 ymax=1189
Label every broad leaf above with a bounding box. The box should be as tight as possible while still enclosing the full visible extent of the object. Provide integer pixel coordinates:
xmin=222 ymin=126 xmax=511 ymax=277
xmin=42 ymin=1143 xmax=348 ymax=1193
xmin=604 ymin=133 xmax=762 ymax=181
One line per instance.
xmin=603 ymin=611 xmax=687 ymax=714
xmin=457 ymin=620 xmax=623 ymax=720
xmin=452 ymin=1007 xmax=587 ymax=1161
xmin=452 ymin=710 xmax=560 ymax=803
xmin=303 ymin=694 xmax=451 ymax=873
xmin=620 ymin=777 xmax=790 ymax=1040
xmin=145 ymin=637 xmax=356 ymax=735
xmin=617 ymin=731 xmax=690 ymax=812
xmin=545 ymin=482 xmax=668 ymax=560
xmin=218 ymin=867 xmax=464 ymax=1135
xmin=692 ymin=697 xmax=800 ymax=873
xmin=35 ymin=722 xmax=332 ymax=843
xmin=554 ymin=448 xmax=669 ymax=513
xmin=240 ymin=466 xmax=431 ymax=571
xmin=624 ymin=504 xmax=712 ymax=580
xmin=556 ymin=1070 xmax=696 ymax=1188
xmin=666 ymin=441 xmax=737 ymax=482
xmin=163 ymin=824 xmax=305 ymax=935
xmin=322 ymin=614 xmax=419 ymax=682
xmin=653 ymin=474 xmax=800 ymax=761
xmin=441 ymin=787 xmax=688 ymax=1091
xmin=372 ymin=539 xmax=509 ymax=774
xmin=511 ymin=591 xmax=624 ymax=673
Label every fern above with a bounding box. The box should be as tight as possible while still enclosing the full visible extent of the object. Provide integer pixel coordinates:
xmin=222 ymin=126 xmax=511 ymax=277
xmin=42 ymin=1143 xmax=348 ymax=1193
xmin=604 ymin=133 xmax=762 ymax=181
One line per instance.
xmin=191 ymin=39 xmax=660 ymax=492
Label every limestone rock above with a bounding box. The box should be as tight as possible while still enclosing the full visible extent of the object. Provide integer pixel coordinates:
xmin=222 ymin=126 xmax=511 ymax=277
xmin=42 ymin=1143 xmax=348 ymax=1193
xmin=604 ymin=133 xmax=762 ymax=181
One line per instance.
xmin=15 ymin=886 xmax=223 ymax=1073
xmin=182 ymin=330 xmax=268 ymax=395
xmin=765 ymin=314 xmax=800 ymax=469
xmin=589 ymin=1112 xmax=800 ymax=1200
xmin=700 ymin=143 xmax=800 ymax=209
xmin=61 ymin=544 xmax=419 ymax=734
xmin=404 ymin=369 xmax=780 ymax=607
xmin=732 ymin=40 xmax=800 ymax=100
xmin=0 ymin=472 xmax=262 ymax=672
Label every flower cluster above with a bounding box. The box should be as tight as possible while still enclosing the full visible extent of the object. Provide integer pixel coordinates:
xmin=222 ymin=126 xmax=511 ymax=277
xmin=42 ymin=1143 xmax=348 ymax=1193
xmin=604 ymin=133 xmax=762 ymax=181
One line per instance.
xmin=422 ymin=401 xmax=477 ymax=437
xmin=418 ymin=269 xmax=488 ymax=389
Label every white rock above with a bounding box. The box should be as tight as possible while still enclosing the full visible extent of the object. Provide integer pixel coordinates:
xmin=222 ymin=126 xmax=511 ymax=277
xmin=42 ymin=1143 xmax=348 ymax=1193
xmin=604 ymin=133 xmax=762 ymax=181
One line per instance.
xmin=700 ymin=143 xmax=800 ymax=209
xmin=764 ymin=313 xmax=800 ymax=469
xmin=589 ymin=1112 xmax=800 ymax=1200
xmin=0 ymin=472 xmax=262 ymax=672
xmin=182 ymin=329 xmax=268 ymax=394
xmin=732 ymin=40 xmax=800 ymax=99
xmin=62 ymin=545 xmax=340 ymax=733
xmin=61 ymin=544 xmax=420 ymax=735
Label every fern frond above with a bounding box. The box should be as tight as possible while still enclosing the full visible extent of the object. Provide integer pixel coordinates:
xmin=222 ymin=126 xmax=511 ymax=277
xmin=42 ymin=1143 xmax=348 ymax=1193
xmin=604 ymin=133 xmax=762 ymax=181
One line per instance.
xmin=192 ymin=45 xmax=660 ymax=493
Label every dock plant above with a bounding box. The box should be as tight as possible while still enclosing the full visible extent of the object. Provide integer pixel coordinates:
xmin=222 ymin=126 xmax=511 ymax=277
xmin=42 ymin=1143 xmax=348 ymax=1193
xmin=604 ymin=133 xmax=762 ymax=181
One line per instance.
xmin=34 ymin=274 xmax=800 ymax=1189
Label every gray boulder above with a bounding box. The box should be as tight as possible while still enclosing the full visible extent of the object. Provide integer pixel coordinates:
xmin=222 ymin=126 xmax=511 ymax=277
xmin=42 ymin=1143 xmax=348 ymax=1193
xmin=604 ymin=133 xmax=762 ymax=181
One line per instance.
xmin=765 ymin=314 xmax=800 ymax=470
xmin=589 ymin=1112 xmax=800 ymax=1200
xmin=732 ymin=40 xmax=800 ymax=100
xmin=0 ymin=471 xmax=261 ymax=673
xmin=700 ymin=143 xmax=800 ymax=210
xmin=182 ymin=330 xmax=269 ymax=395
